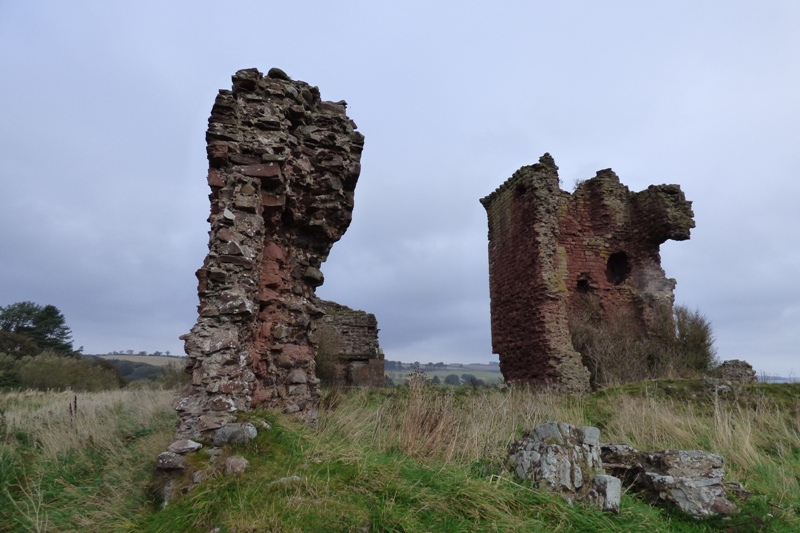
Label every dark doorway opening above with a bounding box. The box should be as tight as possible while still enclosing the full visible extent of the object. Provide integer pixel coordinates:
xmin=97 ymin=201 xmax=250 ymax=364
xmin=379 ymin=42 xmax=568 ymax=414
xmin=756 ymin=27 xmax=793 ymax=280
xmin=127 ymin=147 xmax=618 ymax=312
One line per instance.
xmin=606 ymin=252 xmax=631 ymax=285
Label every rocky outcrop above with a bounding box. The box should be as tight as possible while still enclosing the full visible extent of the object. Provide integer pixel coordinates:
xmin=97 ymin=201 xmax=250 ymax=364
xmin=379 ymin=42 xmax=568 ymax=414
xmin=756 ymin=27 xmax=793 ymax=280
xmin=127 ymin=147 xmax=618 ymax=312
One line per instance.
xmin=508 ymin=422 xmax=736 ymax=517
xmin=314 ymin=300 xmax=383 ymax=386
xmin=481 ymin=154 xmax=695 ymax=392
xmin=173 ymin=67 xmax=365 ymax=439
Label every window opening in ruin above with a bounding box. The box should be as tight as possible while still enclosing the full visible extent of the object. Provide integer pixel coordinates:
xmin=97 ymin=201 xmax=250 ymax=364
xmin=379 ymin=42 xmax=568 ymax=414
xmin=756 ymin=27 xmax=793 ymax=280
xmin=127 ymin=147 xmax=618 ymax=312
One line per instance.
xmin=606 ymin=252 xmax=631 ymax=285
xmin=576 ymin=273 xmax=593 ymax=294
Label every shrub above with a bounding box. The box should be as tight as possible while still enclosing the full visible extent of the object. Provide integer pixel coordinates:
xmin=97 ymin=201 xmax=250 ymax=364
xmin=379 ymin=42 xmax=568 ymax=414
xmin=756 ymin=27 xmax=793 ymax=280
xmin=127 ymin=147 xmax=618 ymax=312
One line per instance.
xmin=674 ymin=306 xmax=719 ymax=372
xmin=15 ymin=352 xmax=125 ymax=392
xmin=443 ymin=374 xmax=461 ymax=386
xmin=0 ymin=353 xmax=19 ymax=387
xmin=461 ymin=374 xmax=485 ymax=388
xmin=155 ymin=361 xmax=190 ymax=389
xmin=568 ymin=295 xmax=718 ymax=388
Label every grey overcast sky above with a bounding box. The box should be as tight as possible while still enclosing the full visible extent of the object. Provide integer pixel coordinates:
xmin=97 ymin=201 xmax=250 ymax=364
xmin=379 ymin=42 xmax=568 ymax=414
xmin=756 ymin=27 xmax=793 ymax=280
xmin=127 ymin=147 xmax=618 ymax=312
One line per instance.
xmin=1 ymin=1 xmax=798 ymax=377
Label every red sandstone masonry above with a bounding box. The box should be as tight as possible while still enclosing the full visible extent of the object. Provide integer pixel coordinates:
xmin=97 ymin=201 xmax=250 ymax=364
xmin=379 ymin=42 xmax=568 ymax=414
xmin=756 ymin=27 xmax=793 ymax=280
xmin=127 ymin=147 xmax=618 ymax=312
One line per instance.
xmin=174 ymin=68 xmax=364 ymax=438
xmin=480 ymin=154 xmax=694 ymax=392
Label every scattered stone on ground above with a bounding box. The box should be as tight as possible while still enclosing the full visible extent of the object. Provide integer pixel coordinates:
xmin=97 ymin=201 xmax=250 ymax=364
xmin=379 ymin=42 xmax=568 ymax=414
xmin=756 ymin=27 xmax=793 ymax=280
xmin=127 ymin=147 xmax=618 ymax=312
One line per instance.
xmin=586 ymin=475 xmax=622 ymax=513
xmin=268 ymin=475 xmax=302 ymax=487
xmin=212 ymin=422 xmax=258 ymax=446
xmin=168 ymin=439 xmax=203 ymax=454
xmin=601 ymin=443 xmax=737 ymax=517
xmin=509 ymin=422 xmax=737 ymax=517
xmin=156 ymin=451 xmax=187 ymax=470
xmin=508 ymin=422 xmax=617 ymax=512
xmin=224 ymin=456 xmax=250 ymax=475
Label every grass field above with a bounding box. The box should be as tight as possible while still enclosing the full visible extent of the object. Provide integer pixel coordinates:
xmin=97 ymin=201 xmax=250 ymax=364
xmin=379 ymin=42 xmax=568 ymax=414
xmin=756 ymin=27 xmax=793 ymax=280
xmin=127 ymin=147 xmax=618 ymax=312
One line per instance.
xmin=97 ymin=355 xmax=187 ymax=367
xmin=1 ymin=380 xmax=799 ymax=532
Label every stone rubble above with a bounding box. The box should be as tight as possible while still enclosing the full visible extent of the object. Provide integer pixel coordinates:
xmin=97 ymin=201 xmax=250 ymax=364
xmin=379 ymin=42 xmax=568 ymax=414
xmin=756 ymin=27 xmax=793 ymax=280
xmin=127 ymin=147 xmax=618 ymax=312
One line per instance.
xmin=508 ymin=422 xmax=617 ymax=511
xmin=212 ymin=422 xmax=258 ymax=446
xmin=601 ymin=444 xmax=736 ymax=517
xmin=714 ymin=359 xmax=757 ymax=384
xmin=167 ymin=438 xmax=203 ymax=454
xmin=224 ymin=456 xmax=250 ymax=475
xmin=155 ymin=451 xmax=187 ymax=471
xmin=586 ymin=475 xmax=622 ymax=513
xmin=509 ymin=422 xmax=737 ymax=517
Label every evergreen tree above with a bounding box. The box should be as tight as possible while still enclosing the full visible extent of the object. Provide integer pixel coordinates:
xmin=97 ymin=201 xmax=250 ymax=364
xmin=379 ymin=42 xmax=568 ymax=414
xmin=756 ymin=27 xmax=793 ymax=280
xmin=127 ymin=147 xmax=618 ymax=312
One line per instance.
xmin=0 ymin=301 xmax=75 ymax=355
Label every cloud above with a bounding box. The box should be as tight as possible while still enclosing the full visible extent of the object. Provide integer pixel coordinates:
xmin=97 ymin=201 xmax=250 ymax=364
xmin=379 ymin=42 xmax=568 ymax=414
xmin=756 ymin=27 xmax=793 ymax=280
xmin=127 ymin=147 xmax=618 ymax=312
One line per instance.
xmin=0 ymin=1 xmax=798 ymax=376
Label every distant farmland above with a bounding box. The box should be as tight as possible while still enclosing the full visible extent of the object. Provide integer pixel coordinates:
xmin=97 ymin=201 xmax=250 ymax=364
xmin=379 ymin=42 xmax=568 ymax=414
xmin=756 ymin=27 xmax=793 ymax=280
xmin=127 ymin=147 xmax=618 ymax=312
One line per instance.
xmin=97 ymin=355 xmax=186 ymax=367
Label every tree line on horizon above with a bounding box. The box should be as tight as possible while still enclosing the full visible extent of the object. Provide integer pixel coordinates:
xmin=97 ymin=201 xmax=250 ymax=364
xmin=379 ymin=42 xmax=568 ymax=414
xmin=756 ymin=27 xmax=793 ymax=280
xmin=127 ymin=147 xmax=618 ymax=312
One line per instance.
xmin=0 ymin=301 xmax=184 ymax=391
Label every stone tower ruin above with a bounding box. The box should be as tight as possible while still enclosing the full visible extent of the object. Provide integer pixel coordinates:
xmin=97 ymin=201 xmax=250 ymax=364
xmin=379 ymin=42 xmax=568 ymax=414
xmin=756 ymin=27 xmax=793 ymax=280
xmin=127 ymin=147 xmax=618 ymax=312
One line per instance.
xmin=174 ymin=68 xmax=371 ymax=438
xmin=480 ymin=154 xmax=695 ymax=392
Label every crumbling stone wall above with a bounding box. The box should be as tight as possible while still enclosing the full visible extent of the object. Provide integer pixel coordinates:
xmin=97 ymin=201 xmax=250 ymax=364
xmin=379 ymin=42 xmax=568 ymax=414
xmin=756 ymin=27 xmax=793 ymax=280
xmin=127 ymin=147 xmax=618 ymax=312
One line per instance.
xmin=174 ymin=68 xmax=364 ymax=438
xmin=481 ymin=154 xmax=694 ymax=392
xmin=314 ymin=300 xmax=383 ymax=387
xmin=714 ymin=359 xmax=757 ymax=384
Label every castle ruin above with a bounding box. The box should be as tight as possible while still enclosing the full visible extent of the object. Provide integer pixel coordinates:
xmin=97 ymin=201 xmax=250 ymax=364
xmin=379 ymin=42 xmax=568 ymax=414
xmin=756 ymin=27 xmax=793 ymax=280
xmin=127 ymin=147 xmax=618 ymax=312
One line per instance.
xmin=481 ymin=154 xmax=695 ymax=392
xmin=174 ymin=68 xmax=379 ymax=439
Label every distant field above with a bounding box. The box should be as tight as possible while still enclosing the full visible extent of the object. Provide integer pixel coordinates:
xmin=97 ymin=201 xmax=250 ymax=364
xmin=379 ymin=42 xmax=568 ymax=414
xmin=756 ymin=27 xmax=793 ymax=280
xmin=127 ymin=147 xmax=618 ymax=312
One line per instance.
xmin=97 ymin=355 xmax=186 ymax=367
xmin=387 ymin=365 xmax=502 ymax=385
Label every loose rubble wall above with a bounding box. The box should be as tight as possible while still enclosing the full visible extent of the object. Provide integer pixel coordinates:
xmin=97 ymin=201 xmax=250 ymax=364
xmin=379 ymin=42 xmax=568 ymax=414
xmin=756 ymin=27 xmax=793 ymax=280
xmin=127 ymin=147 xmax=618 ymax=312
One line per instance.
xmin=174 ymin=67 xmax=365 ymax=438
xmin=315 ymin=300 xmax=384 ymax=387
xmin=481 ymin=153 xmax=695 ymax=392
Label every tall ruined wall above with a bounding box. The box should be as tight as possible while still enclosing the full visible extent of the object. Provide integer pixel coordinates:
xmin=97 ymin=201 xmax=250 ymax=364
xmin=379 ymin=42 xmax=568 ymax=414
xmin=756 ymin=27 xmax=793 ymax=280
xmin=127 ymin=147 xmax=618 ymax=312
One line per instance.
xmin=315 ymin=300 xmax=383 ymax=387
xmin=174 ymin=68 xmax=364 ymax=438
xmin=480 ymin=154 xmax=591 ymax=392
xmin=480 ymin=153 xmax=694 ymax=392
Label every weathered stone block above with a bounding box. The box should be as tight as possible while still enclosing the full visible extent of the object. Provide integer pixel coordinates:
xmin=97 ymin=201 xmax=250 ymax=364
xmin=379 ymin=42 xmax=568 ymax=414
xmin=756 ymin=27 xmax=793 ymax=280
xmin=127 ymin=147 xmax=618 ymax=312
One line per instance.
xmin=224 ymin=455 xmax=250 ymax=475
xmin=587 ymin=474 xmax=621 ymax=513
xmin=156 ymin=451 xmax=187 ymax=471
xmin=601 ymin=444 xmax=736 ymax=517
xmin=167 ymin=439 xmax=203 ymax=454
xmin=508 ymin=422 xmax=603 ymax=494
xmin=212 ymin=422 xmax=258 ymax=446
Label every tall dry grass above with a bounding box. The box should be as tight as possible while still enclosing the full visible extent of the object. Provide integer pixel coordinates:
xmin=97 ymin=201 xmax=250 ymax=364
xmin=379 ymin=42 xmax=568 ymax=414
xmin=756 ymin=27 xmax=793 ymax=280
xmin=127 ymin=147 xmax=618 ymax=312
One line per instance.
xmin=1 ymin=387 xmax=175 ymax=462
xmin=317 ymin=378 xmax=587 ymax=466
xmin=317 ymin=380 xmax=800 ymax=508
